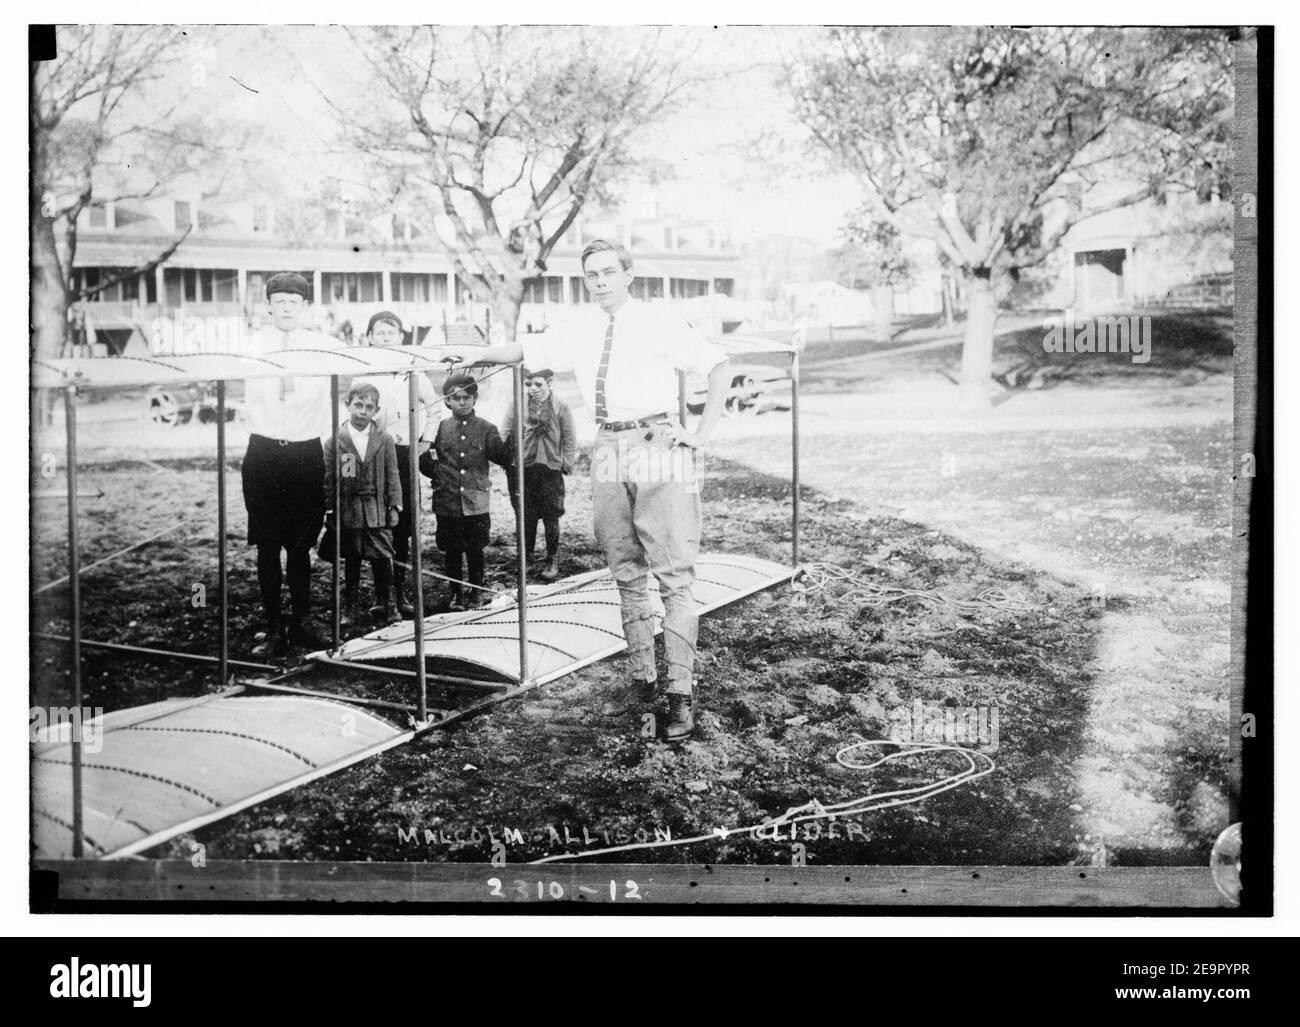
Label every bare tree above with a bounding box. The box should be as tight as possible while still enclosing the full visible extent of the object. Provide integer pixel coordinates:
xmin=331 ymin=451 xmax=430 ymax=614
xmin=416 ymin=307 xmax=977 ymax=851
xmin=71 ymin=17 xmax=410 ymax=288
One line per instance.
xmin=788 ymin=26 xmax=1232 ymax=409
xmin=317 ymin=25 xmax=701 ymax=340
xmin=30 ymin=24 xmax=214 ymax=376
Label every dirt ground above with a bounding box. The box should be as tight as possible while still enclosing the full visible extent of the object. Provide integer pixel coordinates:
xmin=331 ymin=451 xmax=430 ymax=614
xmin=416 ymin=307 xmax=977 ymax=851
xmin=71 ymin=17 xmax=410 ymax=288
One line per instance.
xmin=29 ymin=310 xmax=1235 ymax=867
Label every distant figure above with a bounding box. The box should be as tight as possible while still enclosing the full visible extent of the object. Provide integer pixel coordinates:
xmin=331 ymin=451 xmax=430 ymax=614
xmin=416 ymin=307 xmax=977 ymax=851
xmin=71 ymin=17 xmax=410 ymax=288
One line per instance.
xmin=428 ymin=373 xmax=512 ymax=610
xmin=322 ymin=382 xmax=403 ymax=628
xmin=241 ymin=272 xmax=342 ymax=656
xmin=501 ymin=368 xmax=576 ymax=581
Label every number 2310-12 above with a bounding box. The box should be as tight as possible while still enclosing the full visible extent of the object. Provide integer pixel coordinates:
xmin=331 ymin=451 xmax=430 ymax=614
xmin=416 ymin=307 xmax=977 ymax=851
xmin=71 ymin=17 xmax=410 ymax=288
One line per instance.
xmin=486 ymin=878 xmax=642 ymax=901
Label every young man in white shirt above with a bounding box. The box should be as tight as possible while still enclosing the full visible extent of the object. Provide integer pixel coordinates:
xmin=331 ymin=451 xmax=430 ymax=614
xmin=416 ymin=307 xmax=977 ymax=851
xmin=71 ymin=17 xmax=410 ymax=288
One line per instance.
xmin=448 ymin=239 xmax=732 ymax=740
xmin=241 ymin=272 xmax=343 ymax=656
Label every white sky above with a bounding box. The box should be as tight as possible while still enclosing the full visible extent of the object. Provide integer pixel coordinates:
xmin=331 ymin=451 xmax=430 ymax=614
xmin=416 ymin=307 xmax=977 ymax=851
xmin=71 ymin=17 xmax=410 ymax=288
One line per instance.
xmin=167 ymin=25 xmax=864 ymax=249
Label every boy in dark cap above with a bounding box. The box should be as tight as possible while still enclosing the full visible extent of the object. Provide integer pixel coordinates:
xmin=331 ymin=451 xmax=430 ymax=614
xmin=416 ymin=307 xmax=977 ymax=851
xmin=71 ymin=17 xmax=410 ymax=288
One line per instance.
xmin=428 ymin=373 xmax=512 ymax=610
xmin=501 ymin=368 xmax=576 ymax=581
xmin=241 ymin=271 xmax=343 ymax=655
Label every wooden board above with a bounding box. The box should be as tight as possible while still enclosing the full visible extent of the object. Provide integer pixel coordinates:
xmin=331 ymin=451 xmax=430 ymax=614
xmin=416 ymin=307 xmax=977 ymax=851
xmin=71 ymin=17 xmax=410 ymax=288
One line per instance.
xmin=32 ymin=860 xmax=1232 ymax=908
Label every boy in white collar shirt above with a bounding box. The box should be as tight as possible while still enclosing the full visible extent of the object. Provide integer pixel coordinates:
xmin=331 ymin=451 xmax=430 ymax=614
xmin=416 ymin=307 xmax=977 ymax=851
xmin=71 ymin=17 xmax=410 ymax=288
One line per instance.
xmin=443 ymin=239 xmax=733 ymax=741
xmin=322 ymin=383 xmax=403 ymax=627
xmin=241 ymin=272 xmax=344 ymax=656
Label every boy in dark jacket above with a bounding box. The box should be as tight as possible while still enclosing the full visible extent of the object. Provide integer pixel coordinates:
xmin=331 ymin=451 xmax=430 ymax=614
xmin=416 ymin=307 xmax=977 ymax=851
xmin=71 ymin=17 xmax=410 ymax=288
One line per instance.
xmin=501 ymin=368 xmax=577 ymax=581
xmin=429 ymin=373 xmax=512 ymax=610
xmin=322 ymin=382 xmax=403 ymax=627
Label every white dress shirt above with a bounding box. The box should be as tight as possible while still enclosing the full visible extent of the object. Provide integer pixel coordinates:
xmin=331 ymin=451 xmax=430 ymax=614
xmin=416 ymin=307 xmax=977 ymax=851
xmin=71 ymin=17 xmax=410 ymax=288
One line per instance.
xmin=350 ymin=370 xmax=440 ymax=446
xmin=521 ymin=299 xmax=727 ymax=423
xmin=243 ymin=325 xmax=344 ymax=441
xmin=346 ymin=421 xmax=371 ymax=462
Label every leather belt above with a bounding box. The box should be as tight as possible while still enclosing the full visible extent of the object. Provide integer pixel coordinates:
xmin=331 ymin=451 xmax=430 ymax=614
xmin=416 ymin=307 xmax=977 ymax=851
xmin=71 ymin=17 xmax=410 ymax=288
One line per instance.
xmin=252 ymin=433 xmax=317 ymax=448
xmin=598 ymin=412 xmax=669 ymax=433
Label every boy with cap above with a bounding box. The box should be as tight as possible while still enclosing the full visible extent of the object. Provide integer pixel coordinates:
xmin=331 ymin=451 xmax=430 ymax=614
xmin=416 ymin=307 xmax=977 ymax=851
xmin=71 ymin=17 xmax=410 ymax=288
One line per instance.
xmin=501 ymin=367 xmax=576 ymax=581
xmin=428 ymin=373 xmax=513 ymax=610
xmin=350 ymin=310 xmax=440 ymax=616
xmin=444 ymin=239 xmax=732 ymax=741
xmin=241 ymin=271 xmax=343 ymax=656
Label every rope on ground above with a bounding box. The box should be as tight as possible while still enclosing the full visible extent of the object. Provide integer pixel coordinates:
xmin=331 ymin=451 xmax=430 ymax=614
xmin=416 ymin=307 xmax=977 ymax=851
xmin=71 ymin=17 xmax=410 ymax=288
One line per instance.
xmin=793 ymin=561 xmax=1030 ymax=615
xmin=530 ymin=739 xmax=995 ymax=864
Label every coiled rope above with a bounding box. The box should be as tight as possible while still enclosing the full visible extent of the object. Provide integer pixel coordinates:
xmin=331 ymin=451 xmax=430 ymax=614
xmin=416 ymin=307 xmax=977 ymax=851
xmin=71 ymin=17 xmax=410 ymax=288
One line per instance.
xmin=530 ymin=739 xmax=996 ymax=864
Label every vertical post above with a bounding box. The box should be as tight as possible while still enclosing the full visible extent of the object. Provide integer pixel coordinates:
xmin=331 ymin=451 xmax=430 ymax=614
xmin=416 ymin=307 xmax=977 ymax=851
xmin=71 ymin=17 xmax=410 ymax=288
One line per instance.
xmin=330 ymin=377 xmax=341 ymax=652
xmin=64 ymin=386 xmax=84 ymax=859
xmin=216 ymin=381 xmax=229 ymax=687
xmin=790 ymin=351 xmax=801 ymax=567
xmin=512 ymin=363 xmax=529 ymax=686
xmin=677 ymin=369 xmax=688 ymax=426
xmin=408 ymin=370 xmax=428 ymax=719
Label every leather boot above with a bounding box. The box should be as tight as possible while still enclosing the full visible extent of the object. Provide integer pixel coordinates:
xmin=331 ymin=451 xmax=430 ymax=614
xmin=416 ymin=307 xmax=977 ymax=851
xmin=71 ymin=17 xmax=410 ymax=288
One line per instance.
xmin=664 ymin=693 xmax=695 ymax=742
xmin=288 ymin=618 xmax=326 ymax=651
xmin=539 ymin=554 xmax=560 ymax=582
xmin=393 ymin=569 xmax=415 ymax=618
xmin=339 ymin=587 xmax=360 ymax=631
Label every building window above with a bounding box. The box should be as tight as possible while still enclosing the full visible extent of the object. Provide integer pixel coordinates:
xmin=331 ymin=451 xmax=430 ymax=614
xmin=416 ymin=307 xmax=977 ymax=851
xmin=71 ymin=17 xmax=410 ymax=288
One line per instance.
xmin=392 ymin=272 xmax=431 ymax=303
xmin=174 ymin=201 xmax=192 ymax=231
xmin=663 ymin=227 xmax=674 ymax=250
xmin=522 ymin=278 xmax=544 ymax=304
xmin=564 ymin=226 xmax=579 ymax=247
xmin=706 ymin=228 xmax=717 ymax=251
xmin=252 ymin=205 xmax=270 ymax=232
xmin=546 ymin=276 xmax=564 ymax=303
xmin=631 ymin=277 xmax=664 ymax=301
xmin=431 ymin=273 xmax=449 ymax=304
xmin=88 ymin=205 xmax=107 ymax=228
xmin=212 ymin=269 xmax=238 ymax=302
xmin=569 ymin=276 xmax=589 ymax=303
xmin=713 ymin=278 xmax=735 ymax=298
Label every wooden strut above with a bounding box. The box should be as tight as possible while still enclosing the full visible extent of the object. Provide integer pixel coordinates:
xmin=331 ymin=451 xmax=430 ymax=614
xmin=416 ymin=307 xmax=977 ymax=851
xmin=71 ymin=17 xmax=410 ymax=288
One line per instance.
xmin=331 ymin=376 xmax=341 ymax=653
xmin=34 ymin=634 xmax=280 ymax=673
xmin=307 ymin=652 xmax=507 ymax=692
xmin=408 ymin=368 xmax=428 ymax=719
xmin=217 ymin=380 xmax=229 ymax=688
xmin=64 ymin=386 xmax=83 ymax=859
xmin=233 ymin=678 xmax=421 ymax=714
xmin=791 ymin=350 xmax=801 ymax=567
xmin=512 ymin=363 xmax=529 ymax=686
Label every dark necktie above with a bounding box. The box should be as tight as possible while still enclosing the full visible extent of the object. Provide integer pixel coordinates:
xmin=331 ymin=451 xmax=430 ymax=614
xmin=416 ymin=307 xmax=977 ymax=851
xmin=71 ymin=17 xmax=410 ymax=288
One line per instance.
xmin=594 ymin=314 xmax=614 ymax=422
xmin=279 ymin=330 xmax=295 ymax=401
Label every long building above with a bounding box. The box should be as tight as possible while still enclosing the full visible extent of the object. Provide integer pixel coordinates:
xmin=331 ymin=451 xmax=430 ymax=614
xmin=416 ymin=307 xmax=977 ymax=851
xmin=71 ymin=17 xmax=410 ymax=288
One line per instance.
xmin=68 ymin=191 xmax=744 ymax=356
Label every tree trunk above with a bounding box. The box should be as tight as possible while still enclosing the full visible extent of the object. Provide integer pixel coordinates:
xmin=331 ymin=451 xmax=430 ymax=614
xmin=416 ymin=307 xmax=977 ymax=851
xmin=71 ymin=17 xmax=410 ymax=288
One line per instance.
xmin=941 ymin=274 xmax=955 ymax=327
xmin=958 ymin=269 xmax=997 ymax=412
xmin=30 ymin=132 xmax=67 ymax=426
xmin=476 ymin=287 xmax=523 ymax=424
xmin=871 ymin=283 xmax=894 ymax=342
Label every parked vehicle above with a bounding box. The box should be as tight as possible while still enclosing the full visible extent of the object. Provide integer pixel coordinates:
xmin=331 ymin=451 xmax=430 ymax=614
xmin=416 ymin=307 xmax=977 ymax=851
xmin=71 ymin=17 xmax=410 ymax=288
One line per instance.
xmin=146 ymin=384 xmax=240 ymax=427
